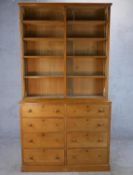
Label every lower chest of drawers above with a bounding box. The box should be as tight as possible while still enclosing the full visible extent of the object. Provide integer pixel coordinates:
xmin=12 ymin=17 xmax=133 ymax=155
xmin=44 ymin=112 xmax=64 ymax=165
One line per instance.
xmin=20 ymin=101 xmax=111 ymax=171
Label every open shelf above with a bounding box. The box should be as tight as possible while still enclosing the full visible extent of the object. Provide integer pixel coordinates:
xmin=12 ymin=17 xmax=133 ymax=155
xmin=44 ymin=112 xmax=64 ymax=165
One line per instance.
xmin=23 ymin=21 xmax=64 ymax=38
xmin=25 ymin=56 xmax=64 ymax=78
xmin=67 ymin=7 xmax=106 ymax=21
xmin=24 ymin=39 xmax=64 ymax=56
xmin=26 ymin=78 xmax=64 ymax=97
xmin=23 ymin=7 xmax=64 ymax=21
xmin=67 ymin=56 xmax=105 ymax=76
xmin=67 ymin=77 xmax=105 ymax=97
xmin=67 ymin=40 xmax=105 ymax=56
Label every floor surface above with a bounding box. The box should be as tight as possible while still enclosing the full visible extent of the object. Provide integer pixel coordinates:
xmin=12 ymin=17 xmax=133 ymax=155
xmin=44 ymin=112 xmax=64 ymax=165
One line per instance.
xmin=0 ymin=138 xmax=133 ymax=175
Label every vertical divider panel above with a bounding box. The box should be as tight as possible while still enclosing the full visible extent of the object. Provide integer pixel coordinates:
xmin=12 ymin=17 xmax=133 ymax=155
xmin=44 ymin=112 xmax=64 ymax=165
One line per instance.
xmin=63 ymin=6 xmax=67 ymax=168
xmin=19 ymin=7 xmax=26 ymax=97
xmin=64 ymin=6 xmax=67 ymax=97
xmin=105 ymin=6 xmax=111 ymax=98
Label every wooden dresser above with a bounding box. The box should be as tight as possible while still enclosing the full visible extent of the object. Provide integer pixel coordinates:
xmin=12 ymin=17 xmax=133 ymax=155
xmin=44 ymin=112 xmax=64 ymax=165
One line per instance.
xmin=19 ymin=2 xmax=112 ymax=172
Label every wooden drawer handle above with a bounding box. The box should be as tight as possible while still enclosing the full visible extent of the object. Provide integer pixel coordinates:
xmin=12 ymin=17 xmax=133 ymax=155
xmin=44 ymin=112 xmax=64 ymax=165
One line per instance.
xmin=56 ymin=109 xmax=60 ymax=113
xmin=28 ymin=109 xmax=32 ymax=113
xmin=98 ymin=108 xmax=104 ymax=113
xmin=55 ymin=156 xmax=60 ymax=160
xmin=42 ymin=133 xmax=45 ymax=137
xmin=97 ymin=139 xmax=103 ymax=143
xmin=29 ymin=139 xmax=33 ymax=143
xmin=29 ymin=124 xmax=33 ymax=127
xmin=97 ymin=123 xmax=103 ymax=127
xmin=30 ymin=156 xmax=34 ymax=160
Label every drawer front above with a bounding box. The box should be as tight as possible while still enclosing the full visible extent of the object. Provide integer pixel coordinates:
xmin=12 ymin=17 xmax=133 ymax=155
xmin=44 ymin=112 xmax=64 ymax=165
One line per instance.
xmin=22 ymin=118 xmax=64 ymax=132
xmin=67 ymin=132 xmax=108 ymax=148
xmin=24 ymin=149 xmax=64 ymax=165
xmin=67 ymin=118 xmax=108 ymax=132
xmin=66 ymin=104 xmax=109 ymax=117
xmin=67 ymin=149 xmax=108 ymax=165
xmin=23 ymin=133 xmax=64 ymax=148
xmin=21 ymin=104 xmax=64 ymax=117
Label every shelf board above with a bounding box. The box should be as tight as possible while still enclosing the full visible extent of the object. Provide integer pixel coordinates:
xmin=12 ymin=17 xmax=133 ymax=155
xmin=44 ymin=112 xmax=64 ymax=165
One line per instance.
xmin=67 ymin=95 xmax=105 ymax=99
xmin=26 ymin=95 xmax=64 ymax=99
xmin=24 ymin=95 xmax=105 ymax=100
xmin=24 ymin=55 xmax=106 ymax=59
xmin=24 ymin=37 xmax=106 ymax=42
xmin=23 ymin=37 xmax=64 ymax=42
xmin=67 ymin=56 xmax=106 ymax=59
xmin=68 ymin=37 xmax=106 ymax=41
xmin=67 ymin=75 xmax=106 ymax=78
xmin=23 ymin=20 xmax=64 ymax=26
xmin=24 ymin=56 xmax=64 ymax=59
xmin=68 ymin=20 xmax=106 ymax=25
xmin=25 ymin=74 xmax=64 ymax=78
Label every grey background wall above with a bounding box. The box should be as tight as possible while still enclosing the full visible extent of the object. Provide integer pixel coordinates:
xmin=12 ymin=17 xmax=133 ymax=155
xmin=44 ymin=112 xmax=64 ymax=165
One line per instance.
xmin=0 ymin=0 xmax=133 ymax=139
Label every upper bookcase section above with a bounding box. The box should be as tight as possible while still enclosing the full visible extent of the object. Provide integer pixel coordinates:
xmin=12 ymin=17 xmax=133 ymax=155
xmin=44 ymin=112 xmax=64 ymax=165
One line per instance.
xmin=19 ymin=3 xmax=111 ymax=99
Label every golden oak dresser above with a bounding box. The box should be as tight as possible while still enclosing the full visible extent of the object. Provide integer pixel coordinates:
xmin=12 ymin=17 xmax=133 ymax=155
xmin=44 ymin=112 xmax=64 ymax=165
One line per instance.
xmin=19 ymin=2 xmax=112 ymax=172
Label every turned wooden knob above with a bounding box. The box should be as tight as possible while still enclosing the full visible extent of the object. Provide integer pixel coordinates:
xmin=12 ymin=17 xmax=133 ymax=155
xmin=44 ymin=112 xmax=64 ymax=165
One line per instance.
xmin=55 ymin=156 xmax=60 ymax=160
xmin=98 ymin=139 xmax=103 ymax=142
xmin=29 ymin=124 xmax=33 ymax=127
xmin=29 ymin=139 xmax=33 ymax=143
xmin=56 ymin=109 xmax=60 ymax=113
xmin=97 ymin=123 xmax=103 ymax=127
xmin=56 ymin=123 xmax=59 ymax=127
xmin=42 ymin=133 xmax=45 ymax=137
xmin=98 ymin=108 xmax=104 ymax=113
xmin=28 ymin=109 xmax=32 ymax=113
xmin=30 ymin=156 xmax=34 ymax=160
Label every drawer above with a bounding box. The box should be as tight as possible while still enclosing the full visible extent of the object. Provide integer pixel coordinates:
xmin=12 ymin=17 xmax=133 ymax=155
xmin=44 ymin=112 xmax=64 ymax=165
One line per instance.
xmin=21 ymin=103 xmax=64 ymax=117
xmin=67 ymin=118 xmax=108 ymax=132
xmin=66 ymin=104 xmax=109 ymax=117
xmin=24 ymin=149 xmax=64 ymax=165
xmin=67 ymin=149 xmax=108 ymax=165
xmin=22 ymin=118 xmax=64 ymax=132
xmin=67 ymin=132 xmax=108 ymax=148
xmin=23 ymin=132 xmax=64 ymax=148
